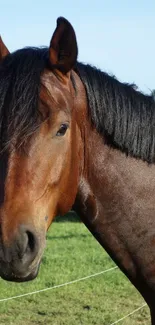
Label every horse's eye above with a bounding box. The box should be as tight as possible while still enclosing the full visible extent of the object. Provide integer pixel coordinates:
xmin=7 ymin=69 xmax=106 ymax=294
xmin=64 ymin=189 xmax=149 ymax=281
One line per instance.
xmin=56 ymin=124 xmax=68 ymax=137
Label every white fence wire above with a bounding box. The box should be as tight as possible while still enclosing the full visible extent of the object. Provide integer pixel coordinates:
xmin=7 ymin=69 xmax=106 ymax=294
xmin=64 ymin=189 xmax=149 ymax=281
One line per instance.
xmin=0 ymin=266 xmax=118 ymax=302
xmin=0 ymin=264 xmax=148 ymax=324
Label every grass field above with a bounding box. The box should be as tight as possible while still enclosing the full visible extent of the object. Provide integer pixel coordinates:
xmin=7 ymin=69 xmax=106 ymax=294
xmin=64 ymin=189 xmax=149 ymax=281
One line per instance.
xmin=0 ymin=213 xmax=150 ymax=325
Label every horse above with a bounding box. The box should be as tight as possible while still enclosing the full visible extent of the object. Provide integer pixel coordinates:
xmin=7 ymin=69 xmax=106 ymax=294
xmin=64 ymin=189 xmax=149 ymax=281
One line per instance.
xmin=0 ymin=17 xmax=155 ymax=324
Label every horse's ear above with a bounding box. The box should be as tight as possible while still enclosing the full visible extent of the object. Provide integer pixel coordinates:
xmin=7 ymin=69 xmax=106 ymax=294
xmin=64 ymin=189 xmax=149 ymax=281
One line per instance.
xmin=0 ymin=36 xmax=10 ymax=60
xmin=49 ymin=17 xmax=78 ymax=75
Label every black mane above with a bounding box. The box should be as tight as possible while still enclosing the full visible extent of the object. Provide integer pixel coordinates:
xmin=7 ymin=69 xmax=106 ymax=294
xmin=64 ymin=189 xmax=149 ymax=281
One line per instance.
xmin=0 ymin=46 xmax=155 ymax=162
xmin=0 ymin=47 xmax=48 ymax=151
xmin=75 ymin=62 xmax=155 ymax=163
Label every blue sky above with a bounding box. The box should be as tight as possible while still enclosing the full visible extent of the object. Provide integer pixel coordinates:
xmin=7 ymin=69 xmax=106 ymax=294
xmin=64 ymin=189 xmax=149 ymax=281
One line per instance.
xmin=0 ymin=0 xmax=155 ymax=93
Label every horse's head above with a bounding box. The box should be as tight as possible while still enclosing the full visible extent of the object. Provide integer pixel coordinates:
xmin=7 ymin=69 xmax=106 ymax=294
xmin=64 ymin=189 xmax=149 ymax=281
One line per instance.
xmin=0 ymin=18 xmax=83 ymax=281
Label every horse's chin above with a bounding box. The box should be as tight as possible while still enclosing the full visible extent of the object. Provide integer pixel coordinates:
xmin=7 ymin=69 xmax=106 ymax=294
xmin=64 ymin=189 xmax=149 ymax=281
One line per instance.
xmin=0 ymin=263 xmax=40 ymax=282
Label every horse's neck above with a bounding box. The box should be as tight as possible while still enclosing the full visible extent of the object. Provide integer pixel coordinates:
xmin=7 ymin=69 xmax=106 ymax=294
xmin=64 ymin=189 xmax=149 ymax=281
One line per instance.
xmin=74 ymin=127 xmax=155 ymax=295
xmin=73 ymin=74 xmax=155 ymax=305
xmin=73 ymin=72 xmax=155 ymax=244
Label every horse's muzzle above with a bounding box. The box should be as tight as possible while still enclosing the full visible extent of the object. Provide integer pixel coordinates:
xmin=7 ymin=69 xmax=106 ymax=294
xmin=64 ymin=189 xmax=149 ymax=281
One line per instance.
xmin=0 ymin=224 xmax=45 ymax=282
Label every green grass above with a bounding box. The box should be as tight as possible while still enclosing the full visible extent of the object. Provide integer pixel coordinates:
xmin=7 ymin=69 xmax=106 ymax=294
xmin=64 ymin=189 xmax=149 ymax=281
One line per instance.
xmin=0 ymin=213 xmax=150 ymax=325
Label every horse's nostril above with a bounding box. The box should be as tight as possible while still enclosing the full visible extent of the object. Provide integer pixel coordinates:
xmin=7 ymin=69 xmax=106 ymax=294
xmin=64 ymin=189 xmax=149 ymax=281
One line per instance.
xmin=26 ymin=231 xmax=35 ymax=253
xmin=17 ymin=226 xmax=39 ymax=264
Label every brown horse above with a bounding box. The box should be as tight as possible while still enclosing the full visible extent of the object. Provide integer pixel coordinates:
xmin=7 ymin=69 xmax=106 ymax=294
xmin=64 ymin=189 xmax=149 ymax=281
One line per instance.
xmin=0 ymin=17 xmax=155 ymax=323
